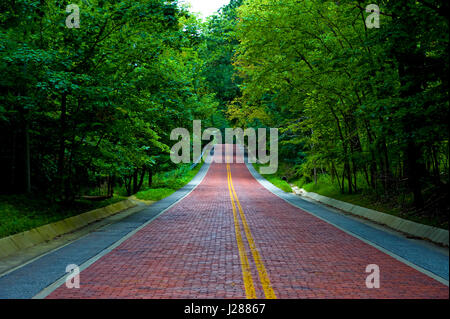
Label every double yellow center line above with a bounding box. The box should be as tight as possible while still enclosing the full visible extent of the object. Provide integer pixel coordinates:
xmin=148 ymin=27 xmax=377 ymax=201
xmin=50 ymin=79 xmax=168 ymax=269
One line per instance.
xmin=226 ymin=163 xmax=277 ymax=299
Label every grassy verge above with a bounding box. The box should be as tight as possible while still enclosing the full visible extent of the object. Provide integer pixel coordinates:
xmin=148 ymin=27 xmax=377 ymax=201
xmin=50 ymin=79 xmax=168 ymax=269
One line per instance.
xmin=252 ymin=162 xmax=292 ymax=193
xmin=292 ymin=175 xmax=448 ymax=230
xmin=134 ymin=162 xmax=203 ymax=202
xmin=0 ymin=194 xmax=125 ymax=239
xmin=252 ymin=159 xmax=446 ymax=230
xmin=0 ymin=162 xmax=204 ymax=239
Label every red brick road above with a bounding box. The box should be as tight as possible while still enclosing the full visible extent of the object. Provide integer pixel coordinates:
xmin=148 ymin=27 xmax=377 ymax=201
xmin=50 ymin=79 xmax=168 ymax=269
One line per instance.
xmin=47 ymin=145 xmax=449 ymax=299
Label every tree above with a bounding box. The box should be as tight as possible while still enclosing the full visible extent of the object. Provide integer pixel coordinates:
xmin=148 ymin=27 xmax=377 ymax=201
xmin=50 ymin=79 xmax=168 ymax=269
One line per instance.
xmin=231 ymin=0 xmax=448 ymax=212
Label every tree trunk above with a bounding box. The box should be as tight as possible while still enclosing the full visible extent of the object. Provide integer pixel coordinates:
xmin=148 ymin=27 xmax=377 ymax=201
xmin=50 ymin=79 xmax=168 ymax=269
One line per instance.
xmin=332 ymin=162 xmax=342 ymax=193
xmin=431 ymin=146 xmax=440 ymax=184
xmin=10 ymin=130 xmax=17 ymax=190
xmin=107 ymin=175 xmax=115 ymax=197
xmin=125 ymin=176 xmax=132 ymax=196
xmin=137 ymin=168 xmax=145 ymax=193
xmin=57 ymin=93 xmax=68 ymax=195
xmin=24 ymin=120 xmax=31 ymax=193
xmin=406 ymin=141 xmax=424 ymax=208
xmin=132 ymin=169 xmax=138 ymax=194
xmin=345 ymin=161 xmax=352 ymax=194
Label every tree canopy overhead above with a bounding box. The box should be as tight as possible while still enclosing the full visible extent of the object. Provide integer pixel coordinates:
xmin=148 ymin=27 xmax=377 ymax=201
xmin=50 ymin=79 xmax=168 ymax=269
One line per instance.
xmin=0 ymin=0 xmax=448 ymax=220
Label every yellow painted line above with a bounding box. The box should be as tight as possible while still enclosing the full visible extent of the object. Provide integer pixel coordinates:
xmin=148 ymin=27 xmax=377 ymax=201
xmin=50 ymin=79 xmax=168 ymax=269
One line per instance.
xmin=228 ymin=163 xmax=277 ymax=299
xmin=227 ymin=164 xmax=256 ymax=299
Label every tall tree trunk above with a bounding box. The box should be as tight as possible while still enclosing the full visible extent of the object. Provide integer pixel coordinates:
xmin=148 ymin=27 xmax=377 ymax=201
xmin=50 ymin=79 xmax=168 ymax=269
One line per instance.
xmin=136 ymin=168 xmax=145 ymax=193
xmin=111 ymin=175 xmax=116 ymax=197
xmin=57 ymin=93 xmax=68 ymax=195
xmin=363 ymin=166 xmax=370 ymax=190
xmin=406 ymin=141 xmax=424 ymax=208
xmin=10 ymin=130 xmax=17 ymax=190
xmin=132 ymin=169 xmax=138 ymax=194
xmin=329 ymin=104 xmax=351 ymax=194
xmin=389 ymin=1 xmax=428 ymax=209
xmin=363 ymin=119 xmax=377 ymax=189
xmin=125 ymin=176 xmax=132 ymax=196
xmin=24 ymin=120 xmax=31 ymax=193
xmin=381 ymin=136 xmax=391 ymax=191
xmin=107 ymin=175 xmax=115 ymax=197
xmin=313 ymin=167 xmax=317 ymax=185
xmin=345 ymin=161 xmax=352 ymax=194
xmin=431 ymin=146 xmax=441 ymax=184
xmin=332 ymin=161 xmax=342 ymax=193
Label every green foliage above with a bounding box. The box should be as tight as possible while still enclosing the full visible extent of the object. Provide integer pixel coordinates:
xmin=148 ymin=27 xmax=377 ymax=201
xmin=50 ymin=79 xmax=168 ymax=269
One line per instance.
xmin=135 ymin=188 xmax=176 ymax=201
xmin=232 ymin=0 xmax=449 ymax=219
xmin=0 ymin=1 xmax=219 ymax=200
xmin=295 ymin=175 xmax=341 ymax=196
xmin=293 ymin=174 xmax=448 ymax=230
xmin=199 ymin=0 xmax=243 ymax=107
xmin=253 ymin=163 xmax=292 ymax=193
xmin=1 ymin=0 xmax=448 ymax=228
xmin=0 ymin=194 xmax=125 ymax=238
xmin=134 ymin=162 xmax=203 ymax=200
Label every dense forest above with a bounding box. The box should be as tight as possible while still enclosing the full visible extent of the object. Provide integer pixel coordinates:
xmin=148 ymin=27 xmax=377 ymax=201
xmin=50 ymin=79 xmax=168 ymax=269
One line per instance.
xmin=1 ymin=0 xmax=223 ymax=201
xmin=228 ymin=0 xmax=448 ymax=222
xmin=0 ymin=1 xmax=448 ymax=225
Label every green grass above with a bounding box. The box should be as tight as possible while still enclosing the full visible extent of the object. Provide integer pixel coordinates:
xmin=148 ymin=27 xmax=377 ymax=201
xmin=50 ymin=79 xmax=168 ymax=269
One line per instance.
xmin=135 ymin=188 xmax=177 ymax=201
xmin=0 ymin=162 xmax=204 ymax=239
xmin=135 ymin=162 xmax=203 ymax=201
xmin=0 ymin=194 xmax=125 ymax=239
xmin=252 ymin=162 xmax=293 ymax=193
xmin=292 ymin=174 xmax=448 ymax=230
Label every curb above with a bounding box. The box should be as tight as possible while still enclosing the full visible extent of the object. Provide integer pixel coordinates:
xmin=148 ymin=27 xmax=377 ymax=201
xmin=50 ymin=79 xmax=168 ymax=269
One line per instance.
xmin=0 ymin=199 xmax=137 ymax=259
xmin=295 ymin=187 xmax=448 ymax=247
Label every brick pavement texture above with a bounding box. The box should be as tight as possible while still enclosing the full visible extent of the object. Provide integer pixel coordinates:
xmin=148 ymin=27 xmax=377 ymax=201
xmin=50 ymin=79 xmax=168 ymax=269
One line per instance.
xmin=47 ymin=145 xmax=449 ymax=299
